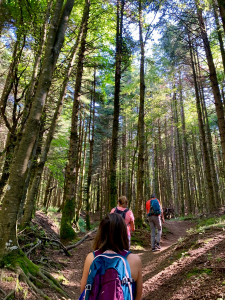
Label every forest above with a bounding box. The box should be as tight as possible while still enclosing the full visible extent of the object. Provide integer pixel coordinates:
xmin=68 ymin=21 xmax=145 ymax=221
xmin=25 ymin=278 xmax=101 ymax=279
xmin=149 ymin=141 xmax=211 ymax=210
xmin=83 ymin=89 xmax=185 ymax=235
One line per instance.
xmin=0 ymin=0 xmax=225 ymax=299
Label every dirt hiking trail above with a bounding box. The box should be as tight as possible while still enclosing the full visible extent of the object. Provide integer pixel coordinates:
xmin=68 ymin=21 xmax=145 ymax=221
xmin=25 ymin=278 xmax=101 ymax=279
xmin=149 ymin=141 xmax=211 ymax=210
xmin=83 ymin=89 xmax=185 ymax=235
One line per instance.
xmin=1 ymin=214 xmax=225 ymax=300
xmin=60 ymin=219 xmax=195 ymax=299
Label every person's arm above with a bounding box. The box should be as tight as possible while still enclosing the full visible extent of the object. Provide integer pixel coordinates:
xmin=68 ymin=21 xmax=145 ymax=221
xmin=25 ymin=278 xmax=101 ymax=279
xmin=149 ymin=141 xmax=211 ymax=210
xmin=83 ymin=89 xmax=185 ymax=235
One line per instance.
xmin=135 ymin=256 xmax=143 ymax=300
xmin=130 ymin=220 xmax=135 ymax=231
xmin=159 ymin=200 xmax=165 ymax=223
xmin=80 ymin=252 xmax=94 ymax=292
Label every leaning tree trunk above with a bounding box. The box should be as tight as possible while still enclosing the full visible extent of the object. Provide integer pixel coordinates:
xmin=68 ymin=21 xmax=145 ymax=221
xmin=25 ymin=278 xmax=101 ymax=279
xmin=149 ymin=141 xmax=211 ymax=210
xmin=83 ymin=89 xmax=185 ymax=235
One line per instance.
xmin=196 ymin=3 xmax=225 ymax=167
xmin=60 ymin=0 xmax=90 ymax=240
xmin=109 ymin=0 xmax=124 ymax=209
xmin=136 ymin=0 xmax=145 ymax=227
xmin=0 ymin=0 xmax=75 ymax=260
xmin=19 ymin=20 xmax=84 ymax=229
xmin=0 ymin=2 xmax=52 ymax=194
xmin=18 ymin=0 xmax=53 ymax=135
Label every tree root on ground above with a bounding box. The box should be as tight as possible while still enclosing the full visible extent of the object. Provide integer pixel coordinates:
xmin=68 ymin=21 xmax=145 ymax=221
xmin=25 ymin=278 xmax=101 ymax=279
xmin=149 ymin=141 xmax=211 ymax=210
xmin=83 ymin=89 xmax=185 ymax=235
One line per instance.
xmin=1 ymin=250 xmax=69 ymax=300
xmin=0 ymin=287 xmax=6 ymax=296
xmin=2 ymin=289 xmax=15 ymax=300
xmin=17 ymin=266 xmax=69 ymax=300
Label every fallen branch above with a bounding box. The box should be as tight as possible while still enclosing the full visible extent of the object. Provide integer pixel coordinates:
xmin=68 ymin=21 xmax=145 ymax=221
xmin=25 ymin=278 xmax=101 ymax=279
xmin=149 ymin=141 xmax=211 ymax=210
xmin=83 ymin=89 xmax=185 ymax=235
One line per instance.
xmin=25 ymin=239 xmax=42 ymax=256
xmin=66 ymin=228 xmax=97 ymax=251
xmin=40 ymin=237 xmax=70 ymax=256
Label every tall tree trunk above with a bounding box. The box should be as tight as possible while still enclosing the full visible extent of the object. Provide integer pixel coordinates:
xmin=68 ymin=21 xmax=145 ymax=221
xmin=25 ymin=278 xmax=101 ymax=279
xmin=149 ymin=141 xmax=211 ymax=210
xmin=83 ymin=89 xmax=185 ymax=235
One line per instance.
xmin=179 ymin=73 xmax=192 ymax=213
xmin=76 ymin=116 xmax=88 ymax=223
xmin=109 ymin=0 xmax=124 ymax=209
xmin=136 ymin=0 xmax=145 ymax=227
xmin=18 ymin=0 xmax=53 ymax=135
xmin=173 ymin=92 xmax=184 ymax=215
xmin=195 ymin=3 xmax=225 ymax=166
xmin=0 ymin=0 xmax=75 ymax=260
xmin=218 ymin=0 xmax=225 ymax=33
xmin=122 ymin=116 xmax=127 ymax=196
xmin=60 ymin=0 xmax=90 ymax=240
xmin=213 ymin=0 xmax=225 ymax=74
xmin=86 ymin=71 xmax=96 ymax=230
xmin=188 ymin=33 xmax=216 ymax=212
xmin=19 ymin=19 xmax=84 ymax=229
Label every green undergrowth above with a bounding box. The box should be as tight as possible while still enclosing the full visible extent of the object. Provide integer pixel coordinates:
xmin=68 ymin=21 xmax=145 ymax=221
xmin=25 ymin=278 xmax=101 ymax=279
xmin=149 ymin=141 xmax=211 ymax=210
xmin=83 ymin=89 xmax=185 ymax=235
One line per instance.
xmin=131 ymin=228 xmax=151 ymax=248
xmin=187 ymin=215 xmax=225 ymax=234
xmin=170 ymin=214 xmax=196 ymax=221
xmin=186 ymin=267 xmax=212 ymax=278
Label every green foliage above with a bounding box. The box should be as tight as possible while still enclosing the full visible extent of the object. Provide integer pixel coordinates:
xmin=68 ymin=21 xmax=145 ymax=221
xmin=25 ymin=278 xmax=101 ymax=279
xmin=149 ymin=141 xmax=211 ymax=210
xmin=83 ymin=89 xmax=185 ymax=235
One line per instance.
xmin=47 ymin=207 xmax=59 ymax=213
xmin=186 ymin=268 xmax=212 ymax=278
xmin=187 ymin=215 xmax=225 ymax=234
xmin=78 ymin=218 xmax=86 ymax=233
xmin=2 ymin=276 xmax=14 ymax=282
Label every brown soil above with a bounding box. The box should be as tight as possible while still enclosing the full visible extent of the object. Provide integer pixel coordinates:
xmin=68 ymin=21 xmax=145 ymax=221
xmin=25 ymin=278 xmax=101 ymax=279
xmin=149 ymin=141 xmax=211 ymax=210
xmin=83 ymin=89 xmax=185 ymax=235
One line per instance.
xmin=1 ymin=212 xmax=225 ymax=300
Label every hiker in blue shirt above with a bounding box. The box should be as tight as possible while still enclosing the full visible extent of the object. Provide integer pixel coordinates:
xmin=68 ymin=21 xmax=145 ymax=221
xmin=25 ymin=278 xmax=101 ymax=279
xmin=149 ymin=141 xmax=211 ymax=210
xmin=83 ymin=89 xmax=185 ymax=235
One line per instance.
xmin=80 ymin=213 xmax=143 ymax=300
xmin=146 ymin=193 xmax=165 ymax=252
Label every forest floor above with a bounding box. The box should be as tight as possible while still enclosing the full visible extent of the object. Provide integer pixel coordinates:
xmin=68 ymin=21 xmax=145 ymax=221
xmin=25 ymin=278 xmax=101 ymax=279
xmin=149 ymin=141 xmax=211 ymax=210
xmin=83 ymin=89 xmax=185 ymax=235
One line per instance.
xmin=0 ymin=210 xmax=225 ymax=300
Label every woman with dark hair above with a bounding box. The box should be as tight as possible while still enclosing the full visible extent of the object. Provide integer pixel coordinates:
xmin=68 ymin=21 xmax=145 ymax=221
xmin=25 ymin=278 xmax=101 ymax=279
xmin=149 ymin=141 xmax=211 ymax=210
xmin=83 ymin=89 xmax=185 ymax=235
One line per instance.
xmin=80 ymin=213 xmax=142 ymax=300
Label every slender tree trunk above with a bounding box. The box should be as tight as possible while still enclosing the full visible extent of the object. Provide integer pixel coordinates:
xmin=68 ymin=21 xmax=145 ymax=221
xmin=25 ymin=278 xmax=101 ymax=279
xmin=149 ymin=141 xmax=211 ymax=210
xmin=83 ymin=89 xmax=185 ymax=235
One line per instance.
xmin=86 ymin=71 xmax=96 ymax=230
xmin=135 ymin=0 xmax=145 ymax=227
xmin=213 ymin=0 xmax=225 ymax=73
xmin=173 ymin=92 xmax=185 ymax=215
xmin=189 ymin=34 xmax=216 ymax=212
xmin=109 ymin=0 xmax=124 ymax=209
xmin=218 ymin=0 xmax=225 ymax=33
xmin=60 ymin=0 xmax=90 ymax=240
xmin=0 ymin=0 xmax=75 ymax=260
xmin=76 ymin=116 xmax=88 ymax=223
xmin=164 ymin=118 xmax=172 ymax=206
xmin=122 ymin=116 xmax=127 ymax=196
xmin=179 ymin=73 xmax=192 ymax=213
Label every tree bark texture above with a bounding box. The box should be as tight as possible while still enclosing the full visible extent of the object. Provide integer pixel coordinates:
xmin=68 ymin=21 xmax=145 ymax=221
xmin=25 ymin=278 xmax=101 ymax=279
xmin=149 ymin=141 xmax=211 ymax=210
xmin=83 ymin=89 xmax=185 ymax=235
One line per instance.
xmin=86 ymin=71 xmax=96 ymax=231
xmin=196 ymin=3 xmax=225 ymax=167
xmin=189 ymin=34 xmax=216 ymax=212
xmin=136 ymin=0 xmax=145 ymax=227
xmin=0 ymin=0 xmax=75 ymax=260
xmin=109 ymin=0 xmax=124 ymax=210
xmin=60 ymin=0 xmax=90 ymax=240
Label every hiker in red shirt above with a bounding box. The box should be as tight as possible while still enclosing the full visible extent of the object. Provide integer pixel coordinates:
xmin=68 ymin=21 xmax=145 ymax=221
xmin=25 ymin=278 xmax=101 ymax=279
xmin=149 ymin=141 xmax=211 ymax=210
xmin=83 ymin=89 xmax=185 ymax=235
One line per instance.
xmin=146 ymin=194 xmax=165 ymax=252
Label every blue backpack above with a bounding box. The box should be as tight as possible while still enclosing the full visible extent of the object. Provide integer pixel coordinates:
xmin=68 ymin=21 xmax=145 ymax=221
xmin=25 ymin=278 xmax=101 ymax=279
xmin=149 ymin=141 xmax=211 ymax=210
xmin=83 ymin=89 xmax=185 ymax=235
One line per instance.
xmin=148 ymin=199 xmax=161 ymax=216
xmin=79 ymin=250 xmax=134 ymax=300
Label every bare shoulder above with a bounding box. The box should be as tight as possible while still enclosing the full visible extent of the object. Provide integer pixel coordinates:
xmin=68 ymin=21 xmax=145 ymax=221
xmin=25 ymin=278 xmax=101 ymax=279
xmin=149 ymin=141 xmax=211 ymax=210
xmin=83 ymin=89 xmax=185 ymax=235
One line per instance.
xmin=127 ymin=253 xmax=142 ymax=265
xmin=86 ymin=252 xmax=94 ymax=263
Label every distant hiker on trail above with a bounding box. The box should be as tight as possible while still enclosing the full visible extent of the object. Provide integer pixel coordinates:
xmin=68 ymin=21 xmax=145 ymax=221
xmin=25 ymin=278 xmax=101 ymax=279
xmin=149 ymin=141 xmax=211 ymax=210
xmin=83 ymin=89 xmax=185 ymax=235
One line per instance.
xmin=80 ymin=213 xmax=143 ymax=300
xmin=110 ymin=195 xmax=135 ymax=249
xmin=146 ymin=193 xmax=165 ymax=252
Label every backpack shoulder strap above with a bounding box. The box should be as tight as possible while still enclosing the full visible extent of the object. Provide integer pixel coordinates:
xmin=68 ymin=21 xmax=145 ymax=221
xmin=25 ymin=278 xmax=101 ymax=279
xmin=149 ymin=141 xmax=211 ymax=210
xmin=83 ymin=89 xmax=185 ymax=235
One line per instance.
xmin=119 ymin=250 xmax=131 ymax=258
xmin=93 ymin=250 xmax=102 ymax=257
